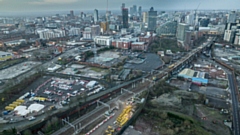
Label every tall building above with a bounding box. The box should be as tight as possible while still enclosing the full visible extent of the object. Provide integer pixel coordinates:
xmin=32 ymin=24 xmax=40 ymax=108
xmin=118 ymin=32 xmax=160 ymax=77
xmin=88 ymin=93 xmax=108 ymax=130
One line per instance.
xmin=100 ymin=21 xmax=108 ymax=33
xmin=176 ymin=23 xmax=190 ymax=41
xmin=133 ymin=5 xmax=137 ymax=15
xmin=130 ymin=7 xmax=134 ymax=16
xmin=70 ymin=10 xmax=74 ymax=18
xmin=228 ymin=11 xmax=236 ymax=23
xmin=80 ymin=12 xmax=84 ymax=18
xmin=156 ymin=21 xmax=177 ymax=35
xmin=185 ymin=14 xmax=194 ymax=25
xmin=83 ymin=27 xmax=92 ymax=39
xmin=147 ymin=7 xmax=157 ymax=31
xmin=106 ymin=11 xmax=111 ymax=22
xmin=138 ymin=6 xmax=142 ymax=16
xmin=199 ymin=18 xmax=210 ymax=27
xmin=122 ymin=8 xmax=129 ymax=28
xmin=94 ymin=9 xmax=99 ymax=24
xmin=91 ymin=25 xmax=101 ymax=38
xmin=223 ymin=22 xmax=239 ymax=43
xmin=143 ymin=12 xmax=148 ymax=23
xmin=121 ymin=3 xmax=125 ymax=9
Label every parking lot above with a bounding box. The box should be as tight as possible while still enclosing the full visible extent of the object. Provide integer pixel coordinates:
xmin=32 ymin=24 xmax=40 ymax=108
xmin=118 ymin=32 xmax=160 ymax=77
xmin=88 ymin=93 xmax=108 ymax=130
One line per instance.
xmin=59 ymin=64 xmax=109 ymax=79
xmin=87 ymin=51 xmax=123 ymax=67
xmin=1 ymin=76 xmax=106 ymax=123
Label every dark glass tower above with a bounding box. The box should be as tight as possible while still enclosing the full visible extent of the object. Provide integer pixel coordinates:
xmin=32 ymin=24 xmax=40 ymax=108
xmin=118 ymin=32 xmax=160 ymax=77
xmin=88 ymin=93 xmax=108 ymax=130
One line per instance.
xmin=122 ymin=8 xmax=129 ymax=28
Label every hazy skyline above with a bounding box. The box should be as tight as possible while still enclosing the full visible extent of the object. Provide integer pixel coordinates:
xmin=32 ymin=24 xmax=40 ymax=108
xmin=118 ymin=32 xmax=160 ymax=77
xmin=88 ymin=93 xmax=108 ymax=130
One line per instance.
xmin=0 ymin=0 xmax=239 ymax=15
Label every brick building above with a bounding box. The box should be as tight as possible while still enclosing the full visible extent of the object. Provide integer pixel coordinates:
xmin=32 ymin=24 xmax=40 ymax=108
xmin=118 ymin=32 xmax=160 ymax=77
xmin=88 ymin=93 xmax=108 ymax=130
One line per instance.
xmin=131 ymin=42 xmax=147 ymax=51
xmin=112 ymin=39 xmax=131 ymax=49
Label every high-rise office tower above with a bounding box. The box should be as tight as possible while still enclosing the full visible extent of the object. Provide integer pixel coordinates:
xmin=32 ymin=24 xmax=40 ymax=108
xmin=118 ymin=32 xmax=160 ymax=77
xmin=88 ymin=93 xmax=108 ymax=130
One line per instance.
xmin=133 ymin=5 xmax=137 ymax=15
xmin=138 ymin=6 xmax=142 ymax=16
xmin=130 ymin=7 xmax=134 ymax=16
xmin=70 ymin=10 xmax=74 ymax=18
xmin=122 ymin=3 xmax=125 ymax=9
xmin=122 ymin=8 xmax=129 ymax=28
xmin=94 ymin=9 xmax=99 ymax=24
xmin=80 ymin=12 xmax=84 ymax=18
xmin=147 ymin=7 xmax=157 ymax=31
xmin=143 ymin=12 xmax=148 ymax=23
xmin=176 ymin=23 xmax=190 ymax=41
xmin=228 ymin=11 xmax=236 ymax=23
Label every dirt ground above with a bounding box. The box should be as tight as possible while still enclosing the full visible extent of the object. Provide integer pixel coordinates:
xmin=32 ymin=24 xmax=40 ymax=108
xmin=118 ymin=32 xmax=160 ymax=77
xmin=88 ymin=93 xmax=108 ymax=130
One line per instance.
xmin=194 ymin=104 xmax=230 ymax=135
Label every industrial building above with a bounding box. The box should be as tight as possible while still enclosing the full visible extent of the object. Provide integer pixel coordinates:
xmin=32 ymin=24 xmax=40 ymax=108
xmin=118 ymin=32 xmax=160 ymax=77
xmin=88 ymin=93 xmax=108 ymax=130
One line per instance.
xmin=0 ymin=51 xmax=13 ymax=61
xmin=178 ymin=68 xmax=208 ymax=85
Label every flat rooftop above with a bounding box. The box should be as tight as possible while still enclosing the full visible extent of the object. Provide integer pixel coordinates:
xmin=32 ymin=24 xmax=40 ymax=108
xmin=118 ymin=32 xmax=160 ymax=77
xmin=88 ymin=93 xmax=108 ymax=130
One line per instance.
xmin=132 ymin=42 xmax=145 ymax=45
xmin=0 ymin=51 xmax=12 ymax=56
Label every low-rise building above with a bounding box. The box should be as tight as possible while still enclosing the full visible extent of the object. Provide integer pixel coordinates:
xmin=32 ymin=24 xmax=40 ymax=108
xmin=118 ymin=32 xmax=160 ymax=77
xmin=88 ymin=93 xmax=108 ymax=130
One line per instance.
xmin=37 ymin=29 xmax=66 ymax=39
xmin=94 ymin=36 xmax=113 ymax=46
xmin=131 ymin=42 xmax=147 ymax=51
xmin=111 ymin=39 xmax=131 ymax=49
xmin=69 ymin=28 xmax=81 ymax=36
xmin=0 ymin=51 xmax=13 ymax=61
xmin=4 ymin=39 xmax=26 ymax=47
xmin=178 ymin=68 xmax=208 ymax=85
xmin=139 ymin=33 xmax=157 ymax=45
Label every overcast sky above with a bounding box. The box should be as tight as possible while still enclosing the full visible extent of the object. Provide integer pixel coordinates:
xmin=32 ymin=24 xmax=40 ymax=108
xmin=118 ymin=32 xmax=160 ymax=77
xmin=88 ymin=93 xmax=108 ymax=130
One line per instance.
xmin=0 ymin=0 xmax=239 ymax=13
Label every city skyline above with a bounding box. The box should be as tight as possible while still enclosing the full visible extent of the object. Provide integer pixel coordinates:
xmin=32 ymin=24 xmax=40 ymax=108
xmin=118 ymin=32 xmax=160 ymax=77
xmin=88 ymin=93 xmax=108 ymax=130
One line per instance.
xmin=0 ymin=0 xmax=239 ymax=14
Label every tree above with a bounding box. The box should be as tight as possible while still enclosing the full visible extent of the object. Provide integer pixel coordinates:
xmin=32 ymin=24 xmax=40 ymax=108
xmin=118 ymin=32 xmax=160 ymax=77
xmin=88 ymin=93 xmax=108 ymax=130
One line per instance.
xmin=165 ymin=119 xmax=174 ymax=128
xmin=42 ymin=120 xmax=52 ymax=133
xmin=23 ymin=129 xmax=33 ymax=135
xmin=183 ymin=120 xmax=191 ymax=128
xmin=2 ymin=127 xmax=17 ymax=135
xmin=160 ymin=112 xmax=168 ymax=120
xmin=165 ymin=129 xmax=174 ymax=135
xmin=51 ymin=117 xmax=59 ymax=129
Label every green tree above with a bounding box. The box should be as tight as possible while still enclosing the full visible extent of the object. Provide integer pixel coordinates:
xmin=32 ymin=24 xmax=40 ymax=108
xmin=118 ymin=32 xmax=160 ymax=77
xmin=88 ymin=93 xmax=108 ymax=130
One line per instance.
xmin=23 ymin=129 xmax=33 ymax=135
xmin=42 ymin=120 xmax=52 ymax=133
xmin=2 ymin=127 xmax=17 ymax=135
xmin=183 ymin=120 xmax=191 ymax=128
xmin=160 ymin=112 xmax=168 ymax=120
xmin=165 ymin=119 xmax=174 ymax=128
xmin=51 ymin=117 xmax=59 ymax=129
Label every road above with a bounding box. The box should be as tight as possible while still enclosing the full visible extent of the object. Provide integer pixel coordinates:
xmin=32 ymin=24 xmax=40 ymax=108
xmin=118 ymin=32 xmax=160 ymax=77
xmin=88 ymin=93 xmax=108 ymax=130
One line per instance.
xmin=228 ymin=73 xmax=240 ymax=135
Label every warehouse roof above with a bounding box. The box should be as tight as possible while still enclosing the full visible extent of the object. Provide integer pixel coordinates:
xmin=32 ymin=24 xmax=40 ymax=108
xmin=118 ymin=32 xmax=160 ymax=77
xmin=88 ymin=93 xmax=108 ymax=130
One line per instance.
xmin=0 ymin=51 xmax=12 ymax=56
xmin=178 ymin=68 xmax=195 ymax=78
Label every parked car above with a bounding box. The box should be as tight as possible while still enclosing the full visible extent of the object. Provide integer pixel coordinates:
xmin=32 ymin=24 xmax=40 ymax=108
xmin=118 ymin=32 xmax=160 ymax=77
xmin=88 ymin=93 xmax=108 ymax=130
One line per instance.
xmin=28 ymin=116 xmax=36 ymax=121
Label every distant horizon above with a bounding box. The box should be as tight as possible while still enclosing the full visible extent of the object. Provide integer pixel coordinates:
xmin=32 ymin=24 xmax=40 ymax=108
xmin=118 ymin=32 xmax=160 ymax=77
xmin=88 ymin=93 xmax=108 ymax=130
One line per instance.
xmin=0 ymin=0 xmax=239 ymax=17
xmin=0 ymin=8 xmax=236 ymax=17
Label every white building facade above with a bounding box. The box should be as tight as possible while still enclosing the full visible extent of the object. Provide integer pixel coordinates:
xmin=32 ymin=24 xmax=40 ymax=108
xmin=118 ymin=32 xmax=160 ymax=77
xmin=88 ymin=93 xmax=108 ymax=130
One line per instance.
xmin=94 ymin=36 xmax=113 ymax=46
